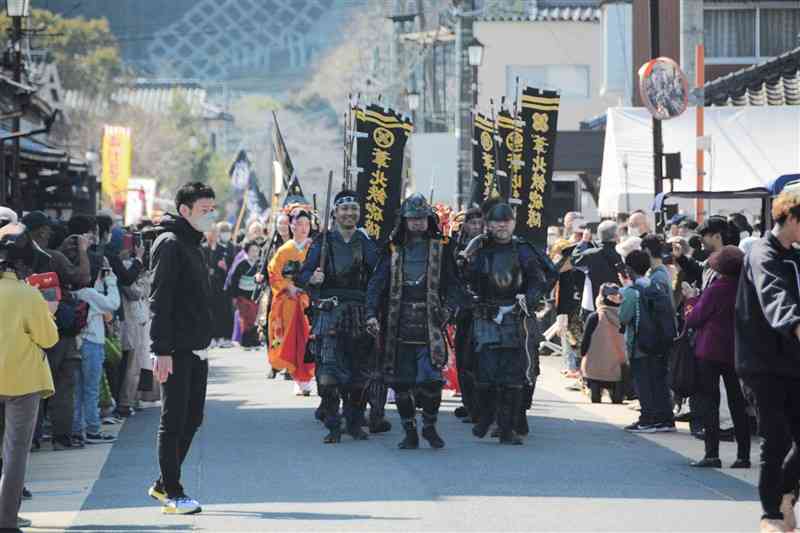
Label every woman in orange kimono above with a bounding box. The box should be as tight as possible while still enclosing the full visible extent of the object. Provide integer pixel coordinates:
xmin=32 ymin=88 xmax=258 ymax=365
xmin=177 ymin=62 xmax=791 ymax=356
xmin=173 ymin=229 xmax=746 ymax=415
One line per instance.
xmin=268 ymin=209 xmax=315 ymax=395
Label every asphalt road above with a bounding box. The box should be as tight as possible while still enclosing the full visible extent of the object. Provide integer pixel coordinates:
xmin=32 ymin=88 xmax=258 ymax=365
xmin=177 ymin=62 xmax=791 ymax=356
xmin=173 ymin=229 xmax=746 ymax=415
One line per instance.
xmin=23 ymin=347 xmax=763 ymax=532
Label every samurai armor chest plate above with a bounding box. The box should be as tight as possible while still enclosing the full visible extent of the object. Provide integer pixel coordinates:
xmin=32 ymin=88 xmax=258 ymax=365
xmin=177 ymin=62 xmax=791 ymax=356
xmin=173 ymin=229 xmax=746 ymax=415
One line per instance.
xmin=401 ymin=239 xmax=429 ymax=303
xmin=481 ymin=243 xmax=524 ymax=304
xmin=326 ymin=235 xmax=365 ymax=291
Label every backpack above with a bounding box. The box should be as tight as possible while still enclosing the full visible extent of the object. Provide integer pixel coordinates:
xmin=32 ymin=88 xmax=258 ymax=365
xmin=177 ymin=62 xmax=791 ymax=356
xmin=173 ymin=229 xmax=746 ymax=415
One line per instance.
xmin=633 ymin=280 xmax=677 ymax=356
xmin=54 ymin=292 xmax=89 ymax=338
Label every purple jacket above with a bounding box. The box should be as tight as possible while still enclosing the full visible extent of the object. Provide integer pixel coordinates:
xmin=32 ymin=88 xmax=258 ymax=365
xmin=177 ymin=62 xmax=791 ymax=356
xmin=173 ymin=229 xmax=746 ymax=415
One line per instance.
xmin=684 ymin=275 xmax=738 ymax=365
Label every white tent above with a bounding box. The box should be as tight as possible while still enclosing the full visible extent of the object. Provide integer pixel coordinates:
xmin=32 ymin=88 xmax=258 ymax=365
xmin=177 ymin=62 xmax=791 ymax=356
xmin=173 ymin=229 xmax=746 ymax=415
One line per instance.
xmin=599 ymin=107 xmax=800 ymax=217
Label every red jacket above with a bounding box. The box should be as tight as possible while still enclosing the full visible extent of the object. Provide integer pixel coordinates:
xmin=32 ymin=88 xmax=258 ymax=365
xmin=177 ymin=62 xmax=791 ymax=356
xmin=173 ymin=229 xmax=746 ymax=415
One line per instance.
xmin=684 ymin=275 xmax=738 ymax=365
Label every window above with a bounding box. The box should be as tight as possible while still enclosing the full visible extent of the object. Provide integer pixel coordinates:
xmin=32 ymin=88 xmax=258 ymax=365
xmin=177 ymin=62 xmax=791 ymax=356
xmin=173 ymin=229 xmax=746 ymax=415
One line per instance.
xmin=704 ymin=9 xmax=756 ymax=58
xmin=507 ymin=65 xmax=590 ymax=100
xmin=704 ymin=4 xmax=800 ymax=63
xmin=760 ymin=8 xmax=800 ymax=57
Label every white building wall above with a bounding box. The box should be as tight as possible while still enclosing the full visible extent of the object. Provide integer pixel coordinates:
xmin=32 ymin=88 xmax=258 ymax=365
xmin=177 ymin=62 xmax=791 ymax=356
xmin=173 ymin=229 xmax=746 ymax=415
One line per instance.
xmin=474 ymin=20 xmax=617 ymax=130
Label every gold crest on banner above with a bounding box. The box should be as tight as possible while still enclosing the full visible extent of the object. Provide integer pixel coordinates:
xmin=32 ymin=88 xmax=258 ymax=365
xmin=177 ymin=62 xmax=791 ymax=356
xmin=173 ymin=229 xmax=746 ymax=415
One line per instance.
xmin=480 ymin=130 xmax=493 ymax=152
xmin=373 ymin=127 xmax=395 ymax=149
xmin=506 ymin=130 xmax=523 ymax=152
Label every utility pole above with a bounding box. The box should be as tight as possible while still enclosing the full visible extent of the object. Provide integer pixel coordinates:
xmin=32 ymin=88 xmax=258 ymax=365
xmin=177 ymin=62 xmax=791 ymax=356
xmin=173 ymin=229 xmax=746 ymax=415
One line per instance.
xmin=455 ymin=0 xmax=476 ymax=210
xmin=650 ymin=0 xmax=664 ymax=197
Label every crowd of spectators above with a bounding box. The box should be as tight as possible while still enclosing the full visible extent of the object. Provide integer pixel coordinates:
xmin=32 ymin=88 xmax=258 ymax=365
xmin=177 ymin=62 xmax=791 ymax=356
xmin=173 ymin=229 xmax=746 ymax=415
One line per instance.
xmin=546 ymin=196 xmax=800 ymax=532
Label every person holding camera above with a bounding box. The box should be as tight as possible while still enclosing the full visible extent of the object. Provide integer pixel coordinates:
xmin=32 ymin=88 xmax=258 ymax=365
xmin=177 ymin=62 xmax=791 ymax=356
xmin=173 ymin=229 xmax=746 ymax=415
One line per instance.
xmin=0 ymin=222 xmax=59 ymax=532
xmin=72 ymin=258 xmax=120 ymax=445
xmin=148 ymin=182 xmax=216 ymax=515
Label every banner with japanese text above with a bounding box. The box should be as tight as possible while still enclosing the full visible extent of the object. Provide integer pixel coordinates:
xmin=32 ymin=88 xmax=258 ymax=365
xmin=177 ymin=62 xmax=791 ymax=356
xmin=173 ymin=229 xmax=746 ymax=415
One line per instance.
xmin=355 ymin=105 xmax=412 ymax=243
xmin=470 ymin=112 xmax=496 ymax=208
xmin=518 ymin=88 xmax=560 ymax=247
xmin=101 ymin=125 xmax=132 ymax=213
xmin=497 ymin=109 xmax=524 ymax=206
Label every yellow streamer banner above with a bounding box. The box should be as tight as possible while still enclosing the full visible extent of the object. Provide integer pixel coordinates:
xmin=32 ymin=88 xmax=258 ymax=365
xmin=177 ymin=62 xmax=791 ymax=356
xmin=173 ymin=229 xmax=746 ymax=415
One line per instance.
xmin=101 ymin=125 xmax=132 ymax=210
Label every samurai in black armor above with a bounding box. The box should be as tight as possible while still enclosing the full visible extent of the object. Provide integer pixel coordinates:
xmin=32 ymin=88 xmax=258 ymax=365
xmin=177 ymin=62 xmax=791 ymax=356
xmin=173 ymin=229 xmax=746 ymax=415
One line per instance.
xmin=366 ymin=193 xmax=463 ymax=450
xmin=463 ymin=201 xmax=557 ymax=445
xmin=298 ymin=190 xmax=388 ymax=443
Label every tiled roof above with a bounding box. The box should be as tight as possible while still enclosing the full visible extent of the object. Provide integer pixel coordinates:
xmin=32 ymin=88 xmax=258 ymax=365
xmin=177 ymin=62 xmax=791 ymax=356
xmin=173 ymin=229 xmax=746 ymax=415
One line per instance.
xmin=538 ymin=0 xmax=600 ymax=6
xmin=704 ymin=46 xmax=800 ymax=107
xmin=64 ymin=81 xmax=232 ymax=121
xmin=480 ymin=6 xmax=601 ymax=22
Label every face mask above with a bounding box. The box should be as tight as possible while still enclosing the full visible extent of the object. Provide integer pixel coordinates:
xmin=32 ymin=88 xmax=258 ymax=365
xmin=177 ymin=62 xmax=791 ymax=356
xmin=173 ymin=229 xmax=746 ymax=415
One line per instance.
xmin=219 ymin=232 xmax=232 ymax=243
xmin=740 ymin=231 xmax=750 ymax=241
xmin=190 ymin=212 xmax=216 ymax=233
xmin=628 ymin=226 xmax=642 ymax=238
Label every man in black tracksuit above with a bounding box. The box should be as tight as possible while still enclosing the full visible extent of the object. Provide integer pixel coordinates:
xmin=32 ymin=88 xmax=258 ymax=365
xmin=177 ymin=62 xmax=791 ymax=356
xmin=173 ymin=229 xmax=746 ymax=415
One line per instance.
xmin=735 ymin=191 xmax=800 ymax=531
xmin=148 ymin=182 xmax=216 ymax=515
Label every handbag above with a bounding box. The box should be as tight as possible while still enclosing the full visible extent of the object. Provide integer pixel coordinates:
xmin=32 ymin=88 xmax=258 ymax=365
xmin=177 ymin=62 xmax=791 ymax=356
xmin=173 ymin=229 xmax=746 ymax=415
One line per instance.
xmin=138 ymin=369 xmax=154 ymax=392
xmin=669 ymin=328 xmax=697 ymax=397
xmin=26 ymin=272 xmax=62 ymax=302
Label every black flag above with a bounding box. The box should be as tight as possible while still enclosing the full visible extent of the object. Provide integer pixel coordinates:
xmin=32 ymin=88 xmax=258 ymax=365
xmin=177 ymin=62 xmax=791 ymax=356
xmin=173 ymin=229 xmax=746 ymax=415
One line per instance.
xmin=355 ymin=104 xmax=412 ymax=243
xmin=470 ymin=112 xmax=497 ymax=208
xmin=517 ymin=87 xmax=560 ymax=247
xmin=496 ymin=109 xmax=519 ymax=203
xmin=272 ymin=110 xmax=294 ymax=191
xmin=229 ymin=149 xmax=251 ymax=190
xmin=228 ymin=149 xmax=268 ymax=217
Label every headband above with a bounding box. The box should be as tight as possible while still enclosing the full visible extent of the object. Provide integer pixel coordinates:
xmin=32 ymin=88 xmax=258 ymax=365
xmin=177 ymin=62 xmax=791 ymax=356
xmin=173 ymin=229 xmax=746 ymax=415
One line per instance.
xmin=334 ymin=196 xmax=359 ymax=207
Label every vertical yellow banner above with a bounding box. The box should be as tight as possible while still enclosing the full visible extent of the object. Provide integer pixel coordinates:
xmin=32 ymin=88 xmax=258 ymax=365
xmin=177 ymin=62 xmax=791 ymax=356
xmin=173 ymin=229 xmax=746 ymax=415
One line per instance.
xmin=101 ymin=125 xmax=132 ymax=212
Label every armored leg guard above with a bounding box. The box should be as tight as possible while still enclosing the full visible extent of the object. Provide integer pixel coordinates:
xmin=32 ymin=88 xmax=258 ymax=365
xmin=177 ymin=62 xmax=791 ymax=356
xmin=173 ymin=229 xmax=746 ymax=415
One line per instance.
xmin=498 ymin=387 xmax=524 ymax=445
xmin=515 ymin=383 xmax=534 ymax=436
xmin=459 ymin=370 xmax=479 ymax=423
xmin=473 ymin=386 xmax=497 ymax=439
xmin=418 ymin=384 xmax=444 ymax=449
xmin=344 ymin=386 xmax=369 ymax=441
xmin=319 ymin=385 xmax=342 ymax=444
xmin=398 ymin=418 xmax=419 ymax=450
xmin=395 ymin=387 xmax=419 ymax=449
xmin=368 ymin=380 xmax=392 ymax=433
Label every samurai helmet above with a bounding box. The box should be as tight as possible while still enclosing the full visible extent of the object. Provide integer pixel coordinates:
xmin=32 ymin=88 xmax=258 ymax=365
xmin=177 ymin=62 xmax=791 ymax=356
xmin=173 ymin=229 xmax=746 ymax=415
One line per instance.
xmin=400 ymin=193 xmax=433 ymax=219
xmin=390 ymin=193 xmax=441 ymax=245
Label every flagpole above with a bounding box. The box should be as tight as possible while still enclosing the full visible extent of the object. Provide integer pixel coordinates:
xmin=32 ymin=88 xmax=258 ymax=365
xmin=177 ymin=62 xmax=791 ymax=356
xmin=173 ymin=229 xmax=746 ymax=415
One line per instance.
xmin=232 ymin=194 xmax=248 ymax=242
xmin=345 ymin=94 xmax=361 ymax=190
xmin=490 ymin=99 xmax=500 ymax=200
xmin=342 ymin=110 xmax=349 ymax=189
